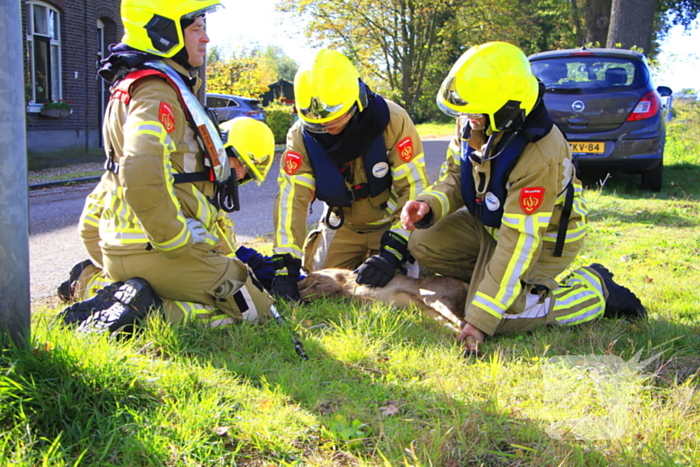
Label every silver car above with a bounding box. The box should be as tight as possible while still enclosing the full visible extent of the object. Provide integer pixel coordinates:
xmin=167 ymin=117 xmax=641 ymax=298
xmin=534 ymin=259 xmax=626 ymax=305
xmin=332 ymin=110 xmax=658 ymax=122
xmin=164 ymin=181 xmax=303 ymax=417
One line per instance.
xmin=206 ymin=93 xmax=266 ymax=123
xmin=529 ymin=48 xmax=672 ymax=191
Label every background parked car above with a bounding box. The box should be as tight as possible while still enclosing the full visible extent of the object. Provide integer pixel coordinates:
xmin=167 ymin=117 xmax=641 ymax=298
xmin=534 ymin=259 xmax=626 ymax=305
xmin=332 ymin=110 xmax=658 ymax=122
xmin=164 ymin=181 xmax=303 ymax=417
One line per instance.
xmin=529 ymin=48 xmax=672 ymax=192
xmin=206 ymin=93 xmax=266 ymax=123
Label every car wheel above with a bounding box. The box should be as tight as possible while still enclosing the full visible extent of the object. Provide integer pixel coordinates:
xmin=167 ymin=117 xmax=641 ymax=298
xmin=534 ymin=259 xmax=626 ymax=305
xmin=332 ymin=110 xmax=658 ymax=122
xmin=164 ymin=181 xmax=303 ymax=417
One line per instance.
xmin=640 ymin=162 xmax=663 ymax=192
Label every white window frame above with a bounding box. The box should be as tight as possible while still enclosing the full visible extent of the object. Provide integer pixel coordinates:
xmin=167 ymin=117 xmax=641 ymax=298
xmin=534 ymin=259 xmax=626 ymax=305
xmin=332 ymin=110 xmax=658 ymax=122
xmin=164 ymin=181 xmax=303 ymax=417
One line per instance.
xmin=26 ymin=1 xmax=62 ymax=113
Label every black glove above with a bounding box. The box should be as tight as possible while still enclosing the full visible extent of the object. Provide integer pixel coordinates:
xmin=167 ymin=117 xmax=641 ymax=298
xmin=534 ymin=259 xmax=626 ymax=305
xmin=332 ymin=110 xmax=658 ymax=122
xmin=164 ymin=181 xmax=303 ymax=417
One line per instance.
xmin=271 ymin=254 xmax=302 ymax=301
xmin=355 ymin=231 xmax=409 ymax=288
xmin=236 ymin=246 xmax=275 ymax=292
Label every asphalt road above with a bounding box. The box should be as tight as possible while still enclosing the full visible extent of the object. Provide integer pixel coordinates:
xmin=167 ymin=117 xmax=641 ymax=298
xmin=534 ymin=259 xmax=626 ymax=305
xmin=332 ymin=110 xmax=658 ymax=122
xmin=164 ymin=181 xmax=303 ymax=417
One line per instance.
xmin=28 ymin=138 xmax=450 ymax=305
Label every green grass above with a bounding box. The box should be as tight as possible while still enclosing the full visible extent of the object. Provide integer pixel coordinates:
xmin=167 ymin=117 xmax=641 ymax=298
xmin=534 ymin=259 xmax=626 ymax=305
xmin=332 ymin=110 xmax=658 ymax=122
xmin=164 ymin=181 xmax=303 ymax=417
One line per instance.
xmin=27 ymin=148 xmax=103 ymax=172
xmin=28 ymin=170 xmax=103 ymax=185
xmin=4 ymin=100 xmax=700 ymax=466
xmin=415 ymin=121 xmax=454 ymax=139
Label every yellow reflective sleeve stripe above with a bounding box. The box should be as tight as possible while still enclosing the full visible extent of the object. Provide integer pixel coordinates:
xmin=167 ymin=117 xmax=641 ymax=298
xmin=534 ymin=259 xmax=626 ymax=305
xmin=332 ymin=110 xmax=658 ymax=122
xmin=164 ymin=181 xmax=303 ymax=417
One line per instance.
xmin=191 ymin=185 xmax=216 ymax=228
xmin=492 ymin=213 xmax=550 ymax=307
xmin=294 ymin=174 xmax=315 ymax=190
xmin=82 ymin=213 xmax=100 ymax=228
xmin=392 ymin=153 xmax=429 ymax=201
xmin=554 ymin=269 xmax=605 ymax=325
xmin=421 ymin=189 xmax=450 ymax=217
xmin=438 ymin=145 xmax=461 ymax=181
xmin=368 ymin=218 xmax=393 ymax=226
xmin=544 ymin=181 xmax=588 ymax=244
xmin=275 ymin=172 xmax=312 ymax=259
xmin=82 ymin=189 xmax=105 ymax=227
xmin=153 ymin=223 xmax=191 ymax=251
xmin=472 ymin=292 xmax=506 ymax=320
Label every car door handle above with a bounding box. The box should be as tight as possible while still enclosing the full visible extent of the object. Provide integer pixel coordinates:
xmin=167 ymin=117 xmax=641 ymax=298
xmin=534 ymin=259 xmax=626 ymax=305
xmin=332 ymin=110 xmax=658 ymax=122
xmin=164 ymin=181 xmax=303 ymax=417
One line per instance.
xmin=567 ymin=118 xmax=589 ymax=126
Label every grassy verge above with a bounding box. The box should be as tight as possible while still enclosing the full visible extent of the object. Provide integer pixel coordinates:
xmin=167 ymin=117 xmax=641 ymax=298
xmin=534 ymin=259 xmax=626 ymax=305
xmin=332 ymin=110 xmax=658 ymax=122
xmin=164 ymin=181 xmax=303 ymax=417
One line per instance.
xmin=4 ymin=101 xmax=699 ymax=466
xmin=415 ymin=121 xmax=454 ymax=138
xmin=27 ymin=148 xmax=104 ymax=172
xmin=28 ymin=170 xmax=103 ymax=185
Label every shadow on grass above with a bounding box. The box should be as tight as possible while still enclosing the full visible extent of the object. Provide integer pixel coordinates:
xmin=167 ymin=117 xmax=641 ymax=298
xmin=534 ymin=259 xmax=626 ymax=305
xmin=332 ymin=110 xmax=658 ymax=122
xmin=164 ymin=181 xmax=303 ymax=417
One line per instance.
xmin=28 ymin=148 xmax=104 ymax=172
xmin=578 ymin=162 xmax=700 ymax=201
xmin=0 ymin=334 xmax=164 ymax=465
xmin=6 ymin=301 xmax=697 ymax=465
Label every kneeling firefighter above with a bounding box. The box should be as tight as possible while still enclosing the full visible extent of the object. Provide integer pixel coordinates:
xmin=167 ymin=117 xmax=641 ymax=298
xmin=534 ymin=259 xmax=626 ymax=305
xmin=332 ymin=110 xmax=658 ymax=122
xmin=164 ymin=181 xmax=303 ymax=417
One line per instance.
xmin=271 ymin=49 xmax=430 ymax=301
xmin=60 ymin=0 xmax=278 ymax=333
xmin=61 ymin=116 xmax=277 ymax=332
xmin=401 ymin=42 xmax=647 ymax=354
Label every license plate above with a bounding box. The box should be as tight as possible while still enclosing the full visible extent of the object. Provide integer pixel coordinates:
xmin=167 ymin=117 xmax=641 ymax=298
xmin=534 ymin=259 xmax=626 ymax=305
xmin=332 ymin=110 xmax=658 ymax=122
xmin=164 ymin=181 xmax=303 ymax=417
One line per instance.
xmin=569 ymin=142 xmax=605 ymax=154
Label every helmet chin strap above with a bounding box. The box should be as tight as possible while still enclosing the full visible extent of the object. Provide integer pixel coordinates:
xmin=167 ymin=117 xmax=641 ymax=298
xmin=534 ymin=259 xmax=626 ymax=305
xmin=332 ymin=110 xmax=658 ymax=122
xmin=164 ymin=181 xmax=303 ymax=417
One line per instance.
xmin=171 ymin=46 xmax=193 ymax=70
xmin=479 ymin=131 xmax=517 ymax=163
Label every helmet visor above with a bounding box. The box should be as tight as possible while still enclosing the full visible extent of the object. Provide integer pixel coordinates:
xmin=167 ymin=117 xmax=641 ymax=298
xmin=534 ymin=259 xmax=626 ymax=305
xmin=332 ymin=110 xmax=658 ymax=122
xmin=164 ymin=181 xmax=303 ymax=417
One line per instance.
xmin=300 ymin=104 xmax=357 ymax=134
xmin=182 ymin=4 xmax=223 ymax=20
xmin=440 ymin=76 xmax=469 ymax=106
xmin=298 ymin=96 xmax=347 ymax=122
xmin=437 ymin=75 xmax=470 ymax=118
xmin=436 ymin=95 xmax=462 ymax=119
xmin=232 ymin=148 xmax=272 ymax=186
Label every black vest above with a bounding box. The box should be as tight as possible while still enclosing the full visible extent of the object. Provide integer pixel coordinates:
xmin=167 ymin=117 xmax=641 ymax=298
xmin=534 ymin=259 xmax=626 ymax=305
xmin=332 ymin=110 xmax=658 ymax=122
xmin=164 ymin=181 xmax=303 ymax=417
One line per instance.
xmin=460 ymin=126 xmax=529 ymax=228
xmin=302 ymin=130 xmax=392 ymax=208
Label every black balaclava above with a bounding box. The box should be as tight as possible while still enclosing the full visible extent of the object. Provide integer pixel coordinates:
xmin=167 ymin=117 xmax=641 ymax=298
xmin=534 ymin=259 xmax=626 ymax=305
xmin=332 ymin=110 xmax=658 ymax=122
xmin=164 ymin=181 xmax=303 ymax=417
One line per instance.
xmin=171 ymin=16 xmax=198 ymax=70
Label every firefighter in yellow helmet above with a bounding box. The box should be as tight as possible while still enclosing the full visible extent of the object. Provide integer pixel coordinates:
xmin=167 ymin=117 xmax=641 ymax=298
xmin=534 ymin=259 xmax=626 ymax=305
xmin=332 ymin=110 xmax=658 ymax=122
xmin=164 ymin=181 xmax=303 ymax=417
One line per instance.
xmin=60 ymin=115 xmax=278 ymax=330
xmin=57 ymin=0 xmax=278 ymax=333
xmin=271 ymin=49 xmax=430 ymax=300
xmin=401 ymin=42 xmax=646 ymax=354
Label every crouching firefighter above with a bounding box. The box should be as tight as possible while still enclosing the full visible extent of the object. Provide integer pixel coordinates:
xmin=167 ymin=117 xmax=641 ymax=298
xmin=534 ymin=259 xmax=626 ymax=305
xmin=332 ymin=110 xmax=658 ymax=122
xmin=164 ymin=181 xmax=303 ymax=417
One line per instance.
xmin=58 ymin=0 xmax=278 ymax=334
xmin=271 ymin=49 xmax=430 ymax=301
xmin=401 ymin=42 xmax=647 ymax=355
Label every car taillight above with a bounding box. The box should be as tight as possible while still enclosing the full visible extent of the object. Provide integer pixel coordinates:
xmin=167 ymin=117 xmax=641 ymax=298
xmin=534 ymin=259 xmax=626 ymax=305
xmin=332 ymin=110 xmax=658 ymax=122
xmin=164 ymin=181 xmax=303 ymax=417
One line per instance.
xmin=244 ymin=111 xmax=262 ymax=116
xmin=627 ymin=91 xmax=660 ymax=121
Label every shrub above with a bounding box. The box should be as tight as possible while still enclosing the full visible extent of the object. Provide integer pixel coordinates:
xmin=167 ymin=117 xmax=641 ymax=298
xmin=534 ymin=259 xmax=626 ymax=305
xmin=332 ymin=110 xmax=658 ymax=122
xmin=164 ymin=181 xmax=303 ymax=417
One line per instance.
xmin=265 ymin=102 xmax=296 ymax=144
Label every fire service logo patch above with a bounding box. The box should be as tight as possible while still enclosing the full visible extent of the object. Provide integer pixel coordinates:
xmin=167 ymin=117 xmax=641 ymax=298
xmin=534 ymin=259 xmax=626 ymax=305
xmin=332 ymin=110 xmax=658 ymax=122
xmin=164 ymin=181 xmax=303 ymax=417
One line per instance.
xmin=397 ymin=137 xmax=413 ymax=162
xmin=159 ymin=102 xmax=176 ymax=133
xmin=284 ymin=151 xmax=303 ymax=175
xmin=519 ymin=187 xmax=545 ymax=214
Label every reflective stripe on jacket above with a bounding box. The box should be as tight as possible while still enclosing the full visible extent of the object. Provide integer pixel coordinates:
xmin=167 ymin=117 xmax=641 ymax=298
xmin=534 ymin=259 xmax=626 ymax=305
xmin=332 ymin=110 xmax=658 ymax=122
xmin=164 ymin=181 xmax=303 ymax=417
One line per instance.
xmin=417 ymin=116 xmax=589 ymax=333
xmin=273 ymin=99 xmax=429 ymax=258
xmin=99 ymin=59 xmax=220 ymax=259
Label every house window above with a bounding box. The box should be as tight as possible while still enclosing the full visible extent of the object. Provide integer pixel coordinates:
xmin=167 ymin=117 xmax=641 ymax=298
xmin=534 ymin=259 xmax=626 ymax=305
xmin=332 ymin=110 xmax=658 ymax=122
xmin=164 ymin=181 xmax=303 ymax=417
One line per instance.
xmin=25 ymin=1 xmax=61 ymax=111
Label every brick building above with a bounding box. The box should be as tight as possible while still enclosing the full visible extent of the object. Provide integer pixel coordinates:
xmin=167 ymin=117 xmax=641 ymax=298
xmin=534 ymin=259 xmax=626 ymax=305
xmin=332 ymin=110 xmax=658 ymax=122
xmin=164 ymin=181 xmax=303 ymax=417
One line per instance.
xmin=23 ymin=0 xmax=122 ymax=153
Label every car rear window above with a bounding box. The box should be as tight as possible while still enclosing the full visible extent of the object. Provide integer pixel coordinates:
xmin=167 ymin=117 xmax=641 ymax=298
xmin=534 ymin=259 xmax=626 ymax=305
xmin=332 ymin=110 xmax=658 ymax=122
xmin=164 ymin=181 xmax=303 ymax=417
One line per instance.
xmin=530 ymin=56 xmax=648 ymax=94
xmin=207 ymin=96 xmax=240 ymax=108
xmin=207 ymin=96 xmax=228 ymax=108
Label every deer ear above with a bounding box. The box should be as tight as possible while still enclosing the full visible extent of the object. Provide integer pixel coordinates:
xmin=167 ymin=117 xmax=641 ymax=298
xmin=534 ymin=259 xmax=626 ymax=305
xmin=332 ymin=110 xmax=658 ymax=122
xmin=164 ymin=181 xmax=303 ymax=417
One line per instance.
xmin=317 ymin=276 xmax=342 ymax=294
xmin=334 ymin=272 xmax=347 ymax=284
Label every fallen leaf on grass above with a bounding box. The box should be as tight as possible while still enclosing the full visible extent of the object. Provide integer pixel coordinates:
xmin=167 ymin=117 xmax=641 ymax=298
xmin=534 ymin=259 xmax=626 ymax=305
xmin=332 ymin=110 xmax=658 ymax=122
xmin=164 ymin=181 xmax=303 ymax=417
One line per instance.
xmin=213 ymin=426 xmax=231 ymax=436
xmin=379 ymin=401 xmax=400 ymax=417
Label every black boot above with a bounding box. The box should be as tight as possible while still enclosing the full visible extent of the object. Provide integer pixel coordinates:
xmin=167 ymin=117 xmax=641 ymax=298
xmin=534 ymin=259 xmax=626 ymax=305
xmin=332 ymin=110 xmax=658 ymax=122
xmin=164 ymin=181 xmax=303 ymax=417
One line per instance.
xmin=589 ymin=263 xmax=647 ymax=320
xmin=57 ymin=281 xmax=125 ymax=327
xmin=57 ymin=259 xmax=94 ymax=302
xmin=78 ymin=278 xmax=162 ymax=335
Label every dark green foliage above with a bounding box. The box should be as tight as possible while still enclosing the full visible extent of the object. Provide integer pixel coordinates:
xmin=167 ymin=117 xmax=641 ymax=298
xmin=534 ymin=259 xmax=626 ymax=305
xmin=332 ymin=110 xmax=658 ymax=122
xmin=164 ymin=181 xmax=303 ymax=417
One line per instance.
xmin=265 ymin=102 xmax=296 ymax=144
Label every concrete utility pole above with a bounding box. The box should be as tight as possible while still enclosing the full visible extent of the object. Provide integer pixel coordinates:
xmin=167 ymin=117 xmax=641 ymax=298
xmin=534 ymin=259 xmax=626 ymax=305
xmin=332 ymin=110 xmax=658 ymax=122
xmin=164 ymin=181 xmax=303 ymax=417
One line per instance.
xmin=0 ymin=0 xmax=31 ymax=348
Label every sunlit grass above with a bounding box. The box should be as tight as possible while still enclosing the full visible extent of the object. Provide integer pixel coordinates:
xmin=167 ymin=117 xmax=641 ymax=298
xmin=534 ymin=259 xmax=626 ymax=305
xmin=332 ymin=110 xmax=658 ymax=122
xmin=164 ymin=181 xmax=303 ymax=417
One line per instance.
xmin=5 ymin=100 xmax=699 ymax=466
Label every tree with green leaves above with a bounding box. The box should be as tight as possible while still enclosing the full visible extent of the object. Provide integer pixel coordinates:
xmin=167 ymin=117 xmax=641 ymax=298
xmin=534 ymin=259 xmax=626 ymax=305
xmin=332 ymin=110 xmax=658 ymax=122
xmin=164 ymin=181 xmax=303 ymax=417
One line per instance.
xmin=258 ymin=46 xmax=299 ymax=82
xmin=279 ymin=0 xmax=468 ymax=119
xmin=206 ymin=57 xmax=270 ymax=98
